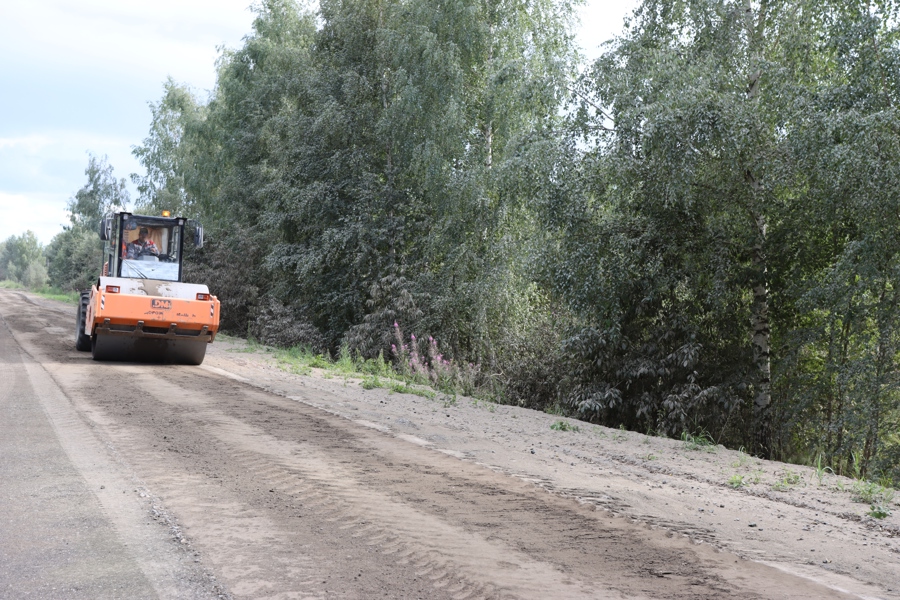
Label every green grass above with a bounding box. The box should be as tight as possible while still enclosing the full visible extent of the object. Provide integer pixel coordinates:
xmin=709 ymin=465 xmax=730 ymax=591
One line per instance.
xmin=388 ymin=381 xmax=435 ymax=399
xmin=681 ymin=430 xmax=716 ymax=452
xmin=469 ymin=397 xmax=496 ymax=411
xmin=811 ymin=452 xmax=835 ymax=485
xmin=730 ymin=468 xmax=764 ymax=488
xmin=0 ymin=280 xmax=79 ymax=304
xmin=851 ymin=480 xmax=895 ymax=505
xmin=222 ymin=332 xmax=507 ymax=412
xmin=727 ymin=474 xmax=745 ymax=488
xmin=876 ymin=472 xmax=896 ymax=490
xmin=276 ymin=345 xmax=388 ymax=377
xmin=550 ymin=420 xmax=580 ymax=432
xmin=772 ymin=469 xmax=804 ymax=491
xmin=361 ymin=375 xmax=382 ymax=390
xmin=361 ymin=374 xmax=435 ymax=398
xmin=543 ymin=402 xmax=567 ymax=417
xmin=272 ymin=343 xmax=458 ymax=403
xmin=222 ymin=335 xmax=271 ymax=353
xmin=34 ymin=288 xmax=80 ymax=304
xmin=731 ymin=447 xmax=751 ymax=469
xmin=867 ymin=504 xmax=892 ymax=519
xmin=227 ymin=346 xmax=263 ymax=354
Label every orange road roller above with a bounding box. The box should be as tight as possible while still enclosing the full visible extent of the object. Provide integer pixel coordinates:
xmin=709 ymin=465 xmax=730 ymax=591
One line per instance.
xmin=75 ymin=211 xmax=220 ymax=365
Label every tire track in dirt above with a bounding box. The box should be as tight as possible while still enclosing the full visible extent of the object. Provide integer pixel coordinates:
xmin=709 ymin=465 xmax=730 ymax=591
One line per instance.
xmin=62 ymin=363 xmax=793 ymax=599
xmin=44 ymin=362 xmax=497 ymax=599
xmin=110 ymin=372 xmax=603 ymax=599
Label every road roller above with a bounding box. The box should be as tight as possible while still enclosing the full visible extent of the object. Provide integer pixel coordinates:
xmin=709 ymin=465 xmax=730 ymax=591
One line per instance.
xmin=75 ymin=211 xmax=220 ymax=365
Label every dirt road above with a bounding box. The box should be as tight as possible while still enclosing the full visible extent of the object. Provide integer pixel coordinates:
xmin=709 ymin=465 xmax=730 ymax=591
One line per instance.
xmin=1 ymin=289 xmax=897 ymax=599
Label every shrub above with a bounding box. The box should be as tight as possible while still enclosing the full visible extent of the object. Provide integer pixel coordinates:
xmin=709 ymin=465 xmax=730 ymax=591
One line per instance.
xmin=248 ymin=296 xmax=326 ymax=351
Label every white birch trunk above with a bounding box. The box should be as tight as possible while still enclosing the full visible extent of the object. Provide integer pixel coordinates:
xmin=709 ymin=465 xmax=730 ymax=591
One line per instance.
xmin=745 ymin=0 xmax=772 ymax=457
xmin=750 ymin=211 xmax=772 ymax=456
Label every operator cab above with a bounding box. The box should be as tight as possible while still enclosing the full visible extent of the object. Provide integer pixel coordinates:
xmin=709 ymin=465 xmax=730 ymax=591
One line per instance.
xmin=99 ymin=212 xmax=203 ymax=282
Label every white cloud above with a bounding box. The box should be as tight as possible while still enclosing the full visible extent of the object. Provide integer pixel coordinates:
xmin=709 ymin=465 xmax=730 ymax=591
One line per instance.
xmin=0 ymin=192 xmax=70 ymax=246
xmin=0 ymin=1 xmax=256 ymax=247
xmin=0 ymin=129 xmax=140 ymax=245
xmin=0 ymin=130 xmax=137 ymax=185
xmin=0 ymin=135 xmax=55 ymax=153
xmin=0 ymin=131 xmax=133 ymax=157
xmin=1 ymin=0 xmax=255 ymax=91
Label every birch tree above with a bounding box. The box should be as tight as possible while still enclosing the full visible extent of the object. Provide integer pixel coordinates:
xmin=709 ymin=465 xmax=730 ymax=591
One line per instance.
xmin=559 ymin=0 xmax=900 ymax=465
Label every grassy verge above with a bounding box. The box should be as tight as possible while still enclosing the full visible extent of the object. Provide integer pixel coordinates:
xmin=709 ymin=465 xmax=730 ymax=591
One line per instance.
xmin=259 ymin=342 xmax=467 ymax=402
xmin=0 ymin=280 xmax=80 ymax=304
xmin=34 ymin=288 xmax=80 ymax=304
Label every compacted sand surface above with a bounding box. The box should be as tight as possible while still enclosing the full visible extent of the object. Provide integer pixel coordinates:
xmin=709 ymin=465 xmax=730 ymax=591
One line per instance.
xmin=205 ymin=334 xmax=900 ymax=599
xmin=2 ymin=288 xmax=897 ymax=599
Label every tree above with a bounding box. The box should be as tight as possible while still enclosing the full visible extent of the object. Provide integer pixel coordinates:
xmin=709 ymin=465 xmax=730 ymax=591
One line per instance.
xmin=1 ymin=231 xmax=47 ymax=288
xmin=46 ymin=154 xmax=130 ymax=290
xmin=131 ymin=78 xmax=205 ymax=217
xmin=67 ymin=154 xmax=129 ymax=229
xmin=773 ymin=0 xmax=900 ymax=477
xmin=257 ymin=0 xmax=579 ymax=356
xmin=45 ymin=227 xmax=104 ymax=291
xmin=560 ymin=0 xmax=900 ymax=467
xmin=166 ymin=0 xmax=578 ymax=359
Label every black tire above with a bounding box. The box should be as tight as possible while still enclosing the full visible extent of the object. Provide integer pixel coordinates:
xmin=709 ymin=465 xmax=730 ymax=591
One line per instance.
xmin=75 ymin=292 xmax=91 ymax=351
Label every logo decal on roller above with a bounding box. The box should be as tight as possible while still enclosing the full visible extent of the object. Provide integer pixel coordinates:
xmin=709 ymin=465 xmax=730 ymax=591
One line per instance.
xmin=151 ymin=299 xmax=172 ymax=310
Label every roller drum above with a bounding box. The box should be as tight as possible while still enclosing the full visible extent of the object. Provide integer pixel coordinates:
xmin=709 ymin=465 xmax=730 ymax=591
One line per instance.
xmin=91 ymin=334 xmax=208 ymax=365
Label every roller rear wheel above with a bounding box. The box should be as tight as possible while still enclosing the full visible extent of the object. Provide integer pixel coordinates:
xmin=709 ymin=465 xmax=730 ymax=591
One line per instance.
xmin=75 ymin=292 xmax=91 ymax=351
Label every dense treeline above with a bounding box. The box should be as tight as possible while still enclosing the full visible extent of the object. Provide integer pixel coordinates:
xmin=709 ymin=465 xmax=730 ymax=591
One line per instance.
xmin=0 ymin=230 xmax=47 ymax=288
xmin=33 ymin=0 xmax=900 ymax=481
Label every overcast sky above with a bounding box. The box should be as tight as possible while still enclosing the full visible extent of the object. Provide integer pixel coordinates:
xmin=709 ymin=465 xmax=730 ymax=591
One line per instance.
xmin=0 ymin=0 xmax=635 ymax=245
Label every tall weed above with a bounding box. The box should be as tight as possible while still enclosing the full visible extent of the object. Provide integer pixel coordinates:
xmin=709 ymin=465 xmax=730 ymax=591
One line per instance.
xmin=391 ymin=322 xmax=482 ymax=396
